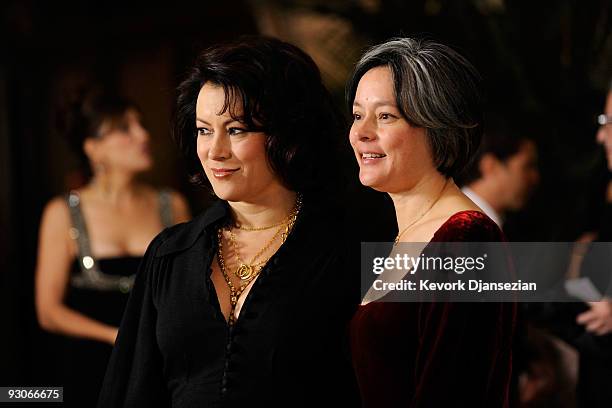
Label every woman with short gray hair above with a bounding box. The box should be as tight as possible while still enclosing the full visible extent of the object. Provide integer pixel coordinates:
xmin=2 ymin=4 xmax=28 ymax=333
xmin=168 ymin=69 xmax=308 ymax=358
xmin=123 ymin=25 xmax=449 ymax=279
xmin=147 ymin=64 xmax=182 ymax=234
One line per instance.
xmin=348 ymin=38 xmax=515 ymax=407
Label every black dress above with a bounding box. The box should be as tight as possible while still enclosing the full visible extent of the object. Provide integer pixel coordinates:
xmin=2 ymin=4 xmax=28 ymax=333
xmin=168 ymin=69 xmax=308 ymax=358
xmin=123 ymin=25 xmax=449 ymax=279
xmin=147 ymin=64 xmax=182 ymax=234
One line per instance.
xmin=55 ymin=190 xmax=173 ymax=407
xmin=60 ymin=257 xmax=141 ymax=406
xmin=97 ymin=197 xmax=361 ymax=408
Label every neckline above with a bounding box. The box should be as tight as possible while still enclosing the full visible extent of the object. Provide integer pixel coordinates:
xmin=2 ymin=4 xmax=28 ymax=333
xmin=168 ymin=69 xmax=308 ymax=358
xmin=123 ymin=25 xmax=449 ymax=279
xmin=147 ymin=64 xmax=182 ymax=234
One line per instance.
xmin=207 ymin=198 xmax=308 ymax=329
xmin=394 ymin=209 xmax=489 ymax=244
xmin=72 ymin=255 xmax=143 ymax=263
xmin=358 ymin=209 xmax=492 ymax=308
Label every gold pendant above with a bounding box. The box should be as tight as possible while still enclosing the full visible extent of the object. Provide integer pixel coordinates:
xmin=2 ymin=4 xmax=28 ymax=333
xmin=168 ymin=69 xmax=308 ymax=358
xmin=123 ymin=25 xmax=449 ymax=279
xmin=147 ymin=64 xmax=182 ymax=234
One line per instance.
xmin=236 ymin=263 xmax=253 ymax=280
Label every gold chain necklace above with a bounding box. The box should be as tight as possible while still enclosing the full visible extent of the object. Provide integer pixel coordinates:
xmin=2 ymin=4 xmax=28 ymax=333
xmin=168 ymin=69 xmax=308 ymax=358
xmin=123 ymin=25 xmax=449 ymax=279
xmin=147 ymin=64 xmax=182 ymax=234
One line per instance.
xmin=226 ymin=194 xmax=302 ymax=280
xmin=216 ymin=230 xmax=261 ymax=326
xmin=227 ymin=224 xmax=284 ymax=279
xmin=233 ymin=194 xmax=303 ymax=232
xmin=216 ymin=194 xmax=302 ymax=325
xmin=394 ymin=179 xmax=448 ymax=245
xmin=234 ymin=220 xmax=285 ymax=231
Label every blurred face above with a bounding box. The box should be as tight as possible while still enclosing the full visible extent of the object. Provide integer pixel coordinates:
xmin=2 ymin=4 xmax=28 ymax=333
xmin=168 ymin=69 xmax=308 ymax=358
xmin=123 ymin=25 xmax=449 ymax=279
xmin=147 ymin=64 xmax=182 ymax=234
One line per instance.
xmin=494 ymin=140 xmax=540 ymax=210
xmin=596 ymin=91 xmax=612 ymax=170
xmin=349 ymin=66 xmax=435 ymax=193
xmin=196 ymin=83 xmax=283 ymax=202
xmin=85 ymin=108 xmax=152 ymax=174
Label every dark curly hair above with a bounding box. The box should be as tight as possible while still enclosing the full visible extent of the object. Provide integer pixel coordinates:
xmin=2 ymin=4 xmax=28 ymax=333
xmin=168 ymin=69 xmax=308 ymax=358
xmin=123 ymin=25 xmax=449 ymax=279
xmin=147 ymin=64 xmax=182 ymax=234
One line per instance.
xmin=57 ymin=89 xmax=138 ymax=170
xmin=173 ymin=36 xmax=344 ymax=195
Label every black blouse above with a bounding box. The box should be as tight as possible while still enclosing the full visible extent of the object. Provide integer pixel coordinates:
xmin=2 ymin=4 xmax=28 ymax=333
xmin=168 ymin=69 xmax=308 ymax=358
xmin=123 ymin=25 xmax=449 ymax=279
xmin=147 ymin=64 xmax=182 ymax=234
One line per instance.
xmin=97 ymin=198 xmax=361 ymax=407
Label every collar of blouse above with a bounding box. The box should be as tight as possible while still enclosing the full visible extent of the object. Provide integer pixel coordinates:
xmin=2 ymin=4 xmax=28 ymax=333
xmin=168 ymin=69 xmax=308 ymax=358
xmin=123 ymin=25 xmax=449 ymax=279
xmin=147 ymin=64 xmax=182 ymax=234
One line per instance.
xmin=154 ymin=196 xmax=331 ymax=259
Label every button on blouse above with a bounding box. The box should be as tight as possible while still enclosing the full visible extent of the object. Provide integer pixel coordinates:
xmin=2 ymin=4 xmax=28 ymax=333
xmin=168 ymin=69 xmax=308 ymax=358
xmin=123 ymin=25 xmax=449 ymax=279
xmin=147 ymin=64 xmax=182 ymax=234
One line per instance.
xmin=97 ymin=198 xmax=361 ymax=408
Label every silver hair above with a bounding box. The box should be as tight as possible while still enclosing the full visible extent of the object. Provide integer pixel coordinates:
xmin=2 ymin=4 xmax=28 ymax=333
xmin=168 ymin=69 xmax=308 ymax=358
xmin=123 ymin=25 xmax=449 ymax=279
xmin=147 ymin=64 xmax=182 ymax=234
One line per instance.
xmin=347 ymin=37 xmax=483 ymax=178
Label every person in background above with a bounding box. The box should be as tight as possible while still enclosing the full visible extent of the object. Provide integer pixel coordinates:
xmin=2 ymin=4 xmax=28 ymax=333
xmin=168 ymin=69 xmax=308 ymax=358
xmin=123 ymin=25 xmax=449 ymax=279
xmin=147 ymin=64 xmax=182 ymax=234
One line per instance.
xmin=533 ymin=80 xmax=612 ymax=408
xmin=571 ymin=80 xmax=612 ymax=407
xmin=458 ymin=117 xmax=592 ymax=408
xmin=459 ymin=117 xmax=540 ymax=228
xmin=458 ymin=117 xmax=543 ymax=406
xmin=35 ymin=90 xmax=190 ymax=407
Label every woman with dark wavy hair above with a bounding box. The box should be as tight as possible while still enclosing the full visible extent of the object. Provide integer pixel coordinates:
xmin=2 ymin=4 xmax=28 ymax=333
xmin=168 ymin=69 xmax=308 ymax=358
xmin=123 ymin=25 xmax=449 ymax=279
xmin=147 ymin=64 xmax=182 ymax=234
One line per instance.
xmin=98 ymin=37 xmax=360 ymax=407
xmin=347 ymin=38 xmax=515 ymax=407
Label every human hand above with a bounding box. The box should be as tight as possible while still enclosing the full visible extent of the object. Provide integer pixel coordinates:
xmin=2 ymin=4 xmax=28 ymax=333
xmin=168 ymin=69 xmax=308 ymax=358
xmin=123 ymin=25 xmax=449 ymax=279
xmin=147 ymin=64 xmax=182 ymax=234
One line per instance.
xmin=577 ymin=299 xmax=612 ymax=336
xmin=107 ymin=327 xmax=119 ymax=345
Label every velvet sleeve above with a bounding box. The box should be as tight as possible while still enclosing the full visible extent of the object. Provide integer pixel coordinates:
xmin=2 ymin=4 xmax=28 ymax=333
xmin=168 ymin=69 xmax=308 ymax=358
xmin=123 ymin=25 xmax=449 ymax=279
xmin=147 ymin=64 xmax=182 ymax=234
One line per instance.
xmin=411 ymin=211 xmax=515 ymax=407
xmin=411 ymin=301 xmax=514 ymax=407
xmin=97 ymin=233 xmax=170 ymax=408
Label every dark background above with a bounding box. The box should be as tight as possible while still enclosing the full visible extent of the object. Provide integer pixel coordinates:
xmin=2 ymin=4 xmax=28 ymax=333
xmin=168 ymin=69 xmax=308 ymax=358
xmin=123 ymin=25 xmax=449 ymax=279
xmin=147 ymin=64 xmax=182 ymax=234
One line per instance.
xmin=1 ymin=0 xmax=611 ymax=386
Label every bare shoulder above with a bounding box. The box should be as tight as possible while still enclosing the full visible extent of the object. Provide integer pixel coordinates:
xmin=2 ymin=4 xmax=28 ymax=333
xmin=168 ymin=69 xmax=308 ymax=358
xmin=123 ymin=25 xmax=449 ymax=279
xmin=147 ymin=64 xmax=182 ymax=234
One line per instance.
xmin=41 ymin=196 xmax=72 ymax=230
xmin=38 ymin=195 xmax=77 ymax=256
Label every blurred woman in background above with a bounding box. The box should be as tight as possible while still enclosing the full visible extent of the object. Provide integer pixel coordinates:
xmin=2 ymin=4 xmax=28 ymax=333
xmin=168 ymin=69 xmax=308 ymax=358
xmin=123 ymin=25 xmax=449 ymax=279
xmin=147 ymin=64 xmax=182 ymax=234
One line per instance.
xmin=34 ymin=90 xmax=190 ymax=406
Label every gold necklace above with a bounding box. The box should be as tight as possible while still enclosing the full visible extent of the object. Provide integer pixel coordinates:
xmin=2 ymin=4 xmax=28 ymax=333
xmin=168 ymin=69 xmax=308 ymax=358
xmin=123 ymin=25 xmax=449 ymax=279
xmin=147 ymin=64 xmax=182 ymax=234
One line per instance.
xmin=216 ymin=194 xmax=302 ymax=325
xmin=226 ymin=194 xmax=302 ymax=280
xmin=234 ymin=195 xmax=302 ymax=232
xmin=227 ymin=224 xmax=285 ymax=280
xmin=394 ymin=179 xmax=448 ymax=245
xmin=234 ymin=220 xmax=285 ymax=231
xmin=217 ymin=229 xmax=262 ymax=326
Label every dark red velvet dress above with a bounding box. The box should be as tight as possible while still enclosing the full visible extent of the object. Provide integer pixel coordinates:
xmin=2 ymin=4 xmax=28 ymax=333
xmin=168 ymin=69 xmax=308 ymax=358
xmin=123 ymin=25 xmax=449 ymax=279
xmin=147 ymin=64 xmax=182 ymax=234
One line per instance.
xmin=350 ymin=211 xmax=516 ymax=408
